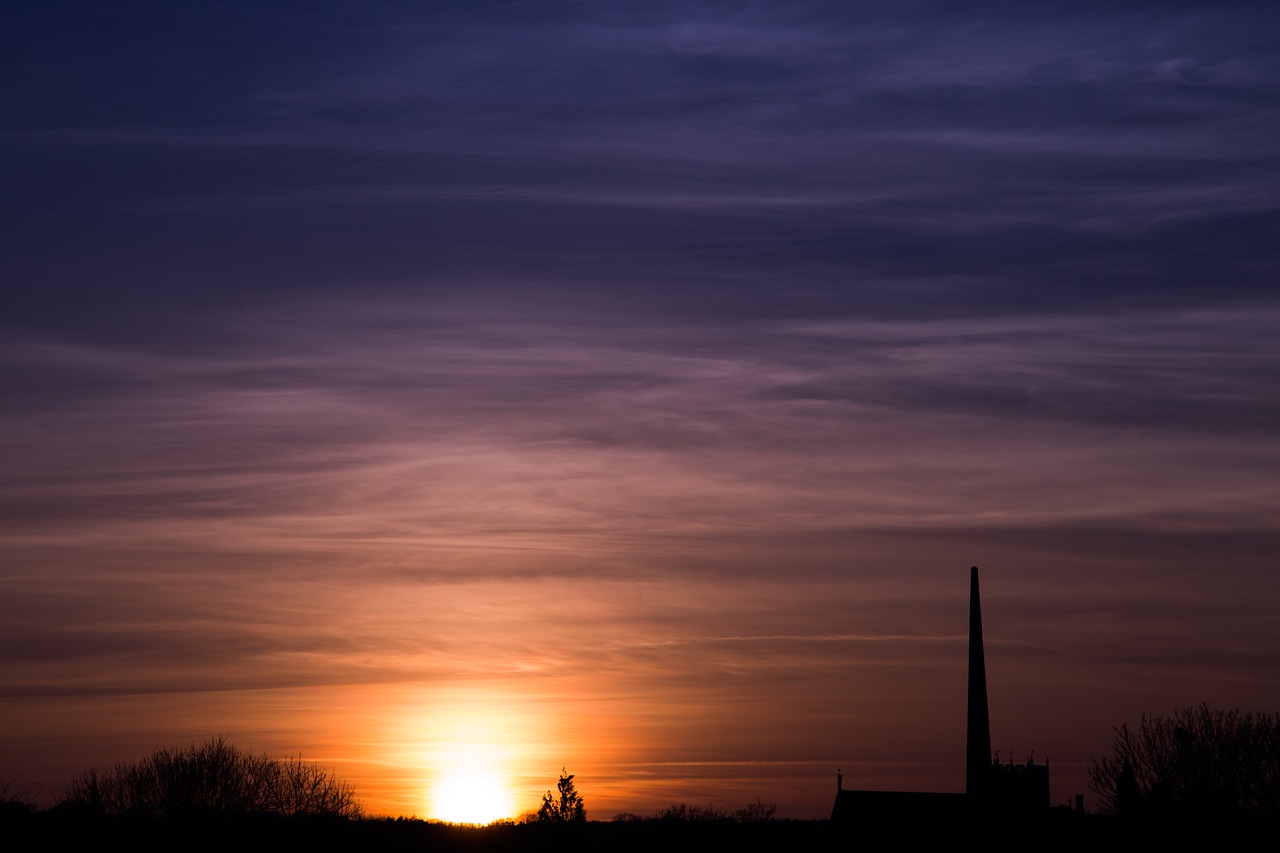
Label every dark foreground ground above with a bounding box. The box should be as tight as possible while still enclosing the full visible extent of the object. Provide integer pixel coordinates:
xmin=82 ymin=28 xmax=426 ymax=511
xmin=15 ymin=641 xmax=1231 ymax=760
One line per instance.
xmin=2 ymin=807 xmax=1269 ymax=852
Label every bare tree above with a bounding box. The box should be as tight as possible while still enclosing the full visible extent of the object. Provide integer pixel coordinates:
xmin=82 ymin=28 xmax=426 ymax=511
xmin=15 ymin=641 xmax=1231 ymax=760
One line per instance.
xmin=60 ymin=735 xmax=361 ymax=820
xmin=1089 ymin=704 xmax=1280 ymax=817
xmin=264 ymin=753 xmax=360 ymax=818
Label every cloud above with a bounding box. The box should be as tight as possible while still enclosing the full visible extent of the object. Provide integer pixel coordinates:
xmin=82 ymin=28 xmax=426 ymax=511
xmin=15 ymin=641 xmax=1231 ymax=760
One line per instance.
xmin=3 ymin=295 xmax=1277 ymax=721
xmin=3 ymin=0 xmax=1279 ymax=816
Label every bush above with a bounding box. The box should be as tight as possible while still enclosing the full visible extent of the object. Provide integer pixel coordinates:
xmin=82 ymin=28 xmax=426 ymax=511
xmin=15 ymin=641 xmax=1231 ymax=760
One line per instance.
xmin=657 ymin=800 xmax=775 ymax=822
xmin=0 ymin=777 xmax=36 ymax=825
xmin=1089 ymin=704 xmax=1280 ymax=817
xmin=658 ymin=802 xmax=728 ymax=821
xmin=733 ymin=798 xmax=777 ymax=823
xmin=60 ymin=735 xmax=361 ymax=820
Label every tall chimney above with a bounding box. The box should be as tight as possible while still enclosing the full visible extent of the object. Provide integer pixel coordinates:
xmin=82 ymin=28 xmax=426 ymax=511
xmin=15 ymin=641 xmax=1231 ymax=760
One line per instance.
xmin=966 ymin=565 xmax=992 ymax=800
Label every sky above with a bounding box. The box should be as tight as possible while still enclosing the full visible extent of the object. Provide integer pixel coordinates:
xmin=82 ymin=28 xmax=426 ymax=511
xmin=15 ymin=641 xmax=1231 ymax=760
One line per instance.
xmin=2 ymin=0 xmax=1279 ymax=820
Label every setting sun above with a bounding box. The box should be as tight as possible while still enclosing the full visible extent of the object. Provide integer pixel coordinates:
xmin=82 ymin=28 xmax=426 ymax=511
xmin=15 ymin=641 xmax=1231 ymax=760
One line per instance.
xmin=423 ymin=734 xmax=519 ymax=824
xmin=430 ymin=767 xmax=514 ymax=824
xmin=402 ymin=691 xmax=530 ymax=824
xmin=8 ymin=0 xmax=1280 ymax=834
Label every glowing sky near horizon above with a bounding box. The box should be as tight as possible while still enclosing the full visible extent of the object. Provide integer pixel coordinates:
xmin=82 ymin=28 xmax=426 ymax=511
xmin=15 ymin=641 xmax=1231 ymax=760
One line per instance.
xmin=3 ymin=0 xmax=1279 ymax=819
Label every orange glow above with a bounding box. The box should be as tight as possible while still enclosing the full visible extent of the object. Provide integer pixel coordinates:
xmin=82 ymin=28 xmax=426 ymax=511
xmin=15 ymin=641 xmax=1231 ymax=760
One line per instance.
xmin=380 ymin=685 xmax=539 ymax=823
xmin=422 ymin=717 xmax=517 ymax=823
xmin=430 ymin=767 xmax=513 ymax=824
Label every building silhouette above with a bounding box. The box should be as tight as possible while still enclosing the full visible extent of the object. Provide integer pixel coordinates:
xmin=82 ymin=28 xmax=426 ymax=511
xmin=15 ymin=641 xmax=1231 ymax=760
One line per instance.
xmin=831 ymin=567 xmax=1049 ymax=826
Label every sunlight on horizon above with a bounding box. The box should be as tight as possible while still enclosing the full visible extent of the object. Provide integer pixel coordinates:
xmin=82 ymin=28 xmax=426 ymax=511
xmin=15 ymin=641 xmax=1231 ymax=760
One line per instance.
xmin=423 ymin=724 xmax=520 ymax=823
xmin=430 ymin=765 xmax=514 ymax=824
xmin=395 ymin=687 xmax=533 ymax=823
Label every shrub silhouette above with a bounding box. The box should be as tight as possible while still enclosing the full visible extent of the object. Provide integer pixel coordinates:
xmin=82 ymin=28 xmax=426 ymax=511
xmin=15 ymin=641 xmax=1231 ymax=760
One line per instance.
xmin=658 ymin=802 xmax=728 ymax=821
xmin=1089 ymin=704 xmax=1280 ymax=817
xmin=733 ymin=798 xmax=777 ymax=823
xmin=533 ymin=768 xmax=585 ymax=823
xmin=657 ymin=800 xmax=777 ymax=822
xmin=60 ymin=735 xmax=361 ymax=820
xmin=0 ymin=776 xmax=36 ymax=826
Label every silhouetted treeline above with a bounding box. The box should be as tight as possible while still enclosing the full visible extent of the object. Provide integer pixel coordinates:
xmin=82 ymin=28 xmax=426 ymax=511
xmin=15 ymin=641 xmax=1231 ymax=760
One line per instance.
xmin=9 ymin=717 xmax=1280 ymax=852
xmin=1090 ymin=704 xmax=1280 ymax=818
xmin=6 ymin=800 xmax=1277 ymax=853
xmin=2 ymin=810 xmax=831 ymax=853
xmin=14 ymin=809 xmax=1276 ymax=853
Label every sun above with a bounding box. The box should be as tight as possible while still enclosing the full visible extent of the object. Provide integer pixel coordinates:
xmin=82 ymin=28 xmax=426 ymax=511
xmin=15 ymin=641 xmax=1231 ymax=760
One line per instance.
xmin=423 ymin=723 xmax=518 ymax=824
xmin=430 ymin=767 xmax=514 ymax=824
xmin=391 ymin=687 xmax=533 ymax=824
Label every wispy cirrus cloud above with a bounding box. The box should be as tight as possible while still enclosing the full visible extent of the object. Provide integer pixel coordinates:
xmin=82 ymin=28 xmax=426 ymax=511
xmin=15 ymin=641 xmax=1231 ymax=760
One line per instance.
xmin=3 ymin=0 xmax=1279 ymax=818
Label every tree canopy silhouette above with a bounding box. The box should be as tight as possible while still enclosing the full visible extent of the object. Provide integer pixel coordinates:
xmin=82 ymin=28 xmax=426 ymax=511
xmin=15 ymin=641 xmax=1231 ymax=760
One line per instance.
xmin=60 ymin=735 xmax=361 ymax=820
xmin=1089 ymin=704 xmax=1280 ymax=818
xmin=534 ymin=768 xmax=585 ymax=823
